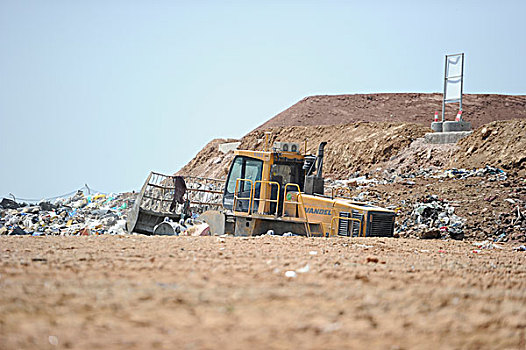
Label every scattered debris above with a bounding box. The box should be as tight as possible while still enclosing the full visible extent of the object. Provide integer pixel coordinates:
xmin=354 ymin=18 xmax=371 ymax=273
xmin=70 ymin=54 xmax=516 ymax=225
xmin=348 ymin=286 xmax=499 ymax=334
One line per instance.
xmin=296 ymin=264 xmax=310 ymax=273
xmin=354 ymin=244 xmax=373 ymax=249
xmin=472 ymin=240 xmax=505 ymax=250
xmin=284 ymin=271 xmax=297 ymax=278
xmin=442 ymin=166 xmax=507 ymax=181
xmin=185 ymin=222 xmax=211 ymax=236
xmin=397 ymin=195 xmax=465 ymax=240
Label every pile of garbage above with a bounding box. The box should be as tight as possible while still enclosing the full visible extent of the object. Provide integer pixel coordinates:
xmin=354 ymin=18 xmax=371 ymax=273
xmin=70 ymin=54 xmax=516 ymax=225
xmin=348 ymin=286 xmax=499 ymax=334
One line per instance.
xmin=495 ymin=204 xmax=526 ymax=243
xmin=441 ymin=166 xmax=507 ymax=181
xmin=0 ymin=191 xmax=135 ymax=236
xmin=326 ymin=166 xmax=508 ymax=196
xmin=397 ymin=195 xmax=465 ymax=240
xmin=394 ymin=166 xmax=508 ymax=182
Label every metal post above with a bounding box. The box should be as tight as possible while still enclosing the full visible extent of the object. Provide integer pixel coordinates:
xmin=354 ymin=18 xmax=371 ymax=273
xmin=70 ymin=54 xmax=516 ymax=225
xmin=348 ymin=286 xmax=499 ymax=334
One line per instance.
xmin=442 ymin=55 xmax=448 ymax=122
xmin=460 ymin=53 xmax=464 ymax=114
xmin=264 ymin=132 xmax=271 ymax=152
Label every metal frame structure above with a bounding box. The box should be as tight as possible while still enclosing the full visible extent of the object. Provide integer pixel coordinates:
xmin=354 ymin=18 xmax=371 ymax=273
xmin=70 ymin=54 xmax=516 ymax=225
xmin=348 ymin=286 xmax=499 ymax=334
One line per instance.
xmin=442 ymin=53 xmax=464 ymax=122
xmin=127 ymin=172 xmax=225 ymax=234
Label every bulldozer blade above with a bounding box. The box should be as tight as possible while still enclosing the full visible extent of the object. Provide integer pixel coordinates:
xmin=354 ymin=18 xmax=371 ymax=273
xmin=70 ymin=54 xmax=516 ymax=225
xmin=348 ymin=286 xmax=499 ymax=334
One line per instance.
xmin=199 ymin=210 xmax=226 ymax=235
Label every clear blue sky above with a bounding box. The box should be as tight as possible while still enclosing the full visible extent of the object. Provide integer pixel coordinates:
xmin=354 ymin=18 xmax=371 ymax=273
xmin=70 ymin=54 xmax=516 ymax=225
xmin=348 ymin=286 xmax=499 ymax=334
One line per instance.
xmin=1 ymin=0 xmax=525 ymax=200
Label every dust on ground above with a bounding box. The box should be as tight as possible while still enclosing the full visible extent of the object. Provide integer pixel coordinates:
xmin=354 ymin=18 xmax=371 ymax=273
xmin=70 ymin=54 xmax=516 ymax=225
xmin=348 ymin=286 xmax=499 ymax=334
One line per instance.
xmin=1 ymin=236 xmax=525 ymax=350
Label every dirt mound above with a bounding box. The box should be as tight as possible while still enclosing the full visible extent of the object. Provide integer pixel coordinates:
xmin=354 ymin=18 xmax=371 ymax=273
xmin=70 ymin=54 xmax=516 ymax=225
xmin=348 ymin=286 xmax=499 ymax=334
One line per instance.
xmin=243 ymin=122 xmax=429 ymax=178
xmin=379 ymin=138 xmax=458 ymax=175
xmin=178 ymin=122 xmax=430 ymax=179
xmin=453 ymin=120 xmax=526 ymax=176
xmin=177 ymin=138 xmax=237 ymax=179
xmin=256 ymin=93 xmax=526 ymax=131
xmin=179 ymin=93 xmax=526 ymax=180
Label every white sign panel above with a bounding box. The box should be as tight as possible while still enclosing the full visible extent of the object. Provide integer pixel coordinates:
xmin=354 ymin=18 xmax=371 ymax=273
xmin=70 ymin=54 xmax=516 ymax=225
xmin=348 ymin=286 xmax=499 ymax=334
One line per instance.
xmin=445 ymin=54 xmax=463 ymax=102
xmin=445 ymin=77 xmax=462 ymax=101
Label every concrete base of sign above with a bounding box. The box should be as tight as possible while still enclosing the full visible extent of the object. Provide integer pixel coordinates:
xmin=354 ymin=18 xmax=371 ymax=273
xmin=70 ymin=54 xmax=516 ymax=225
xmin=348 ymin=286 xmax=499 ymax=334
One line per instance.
xmin=443 ymin=121 xmax=472 ymax=132
xmin=424 ymin=131 xmax=472 ymax=144
xmin=431 ymin=122 xmax=443 ymax=132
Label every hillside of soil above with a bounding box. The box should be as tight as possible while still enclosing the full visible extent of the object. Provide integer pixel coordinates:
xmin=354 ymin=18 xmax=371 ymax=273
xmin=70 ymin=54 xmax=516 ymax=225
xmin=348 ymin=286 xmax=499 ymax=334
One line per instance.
xmin=177 ymin=122 xmax=431 ymax=179
xmin=177 ymin=138 xmax=238 ymax=179
xmin=453 ymin=119 xmax=526 ymax=174
xmin=177 ymin=120 xmax=526 ymax=180
xmin=256 ymin=93 xmax=526 ymax=130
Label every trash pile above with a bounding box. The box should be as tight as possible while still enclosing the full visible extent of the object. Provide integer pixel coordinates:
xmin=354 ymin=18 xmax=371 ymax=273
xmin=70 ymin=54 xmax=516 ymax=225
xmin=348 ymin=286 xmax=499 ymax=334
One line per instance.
xmin=397 ymin=195 xmax=465 ymax=240
xmin=0 ymin=191 xmax=135 ymax=236
xmin=395 ymin=166 xmax=507 ymax=182
xmin=501 ymin=204 xmax=526 ymax=242
xmin=326 ymin=166 xmax=508 ymax=199
xmin=441 ymin=166 xmax=507 ymax=181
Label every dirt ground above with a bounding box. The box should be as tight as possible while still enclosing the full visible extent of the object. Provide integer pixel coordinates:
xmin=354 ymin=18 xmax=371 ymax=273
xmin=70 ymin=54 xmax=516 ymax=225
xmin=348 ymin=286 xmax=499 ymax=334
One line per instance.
xmin=1 ymin=236 xmax=525 ymax=350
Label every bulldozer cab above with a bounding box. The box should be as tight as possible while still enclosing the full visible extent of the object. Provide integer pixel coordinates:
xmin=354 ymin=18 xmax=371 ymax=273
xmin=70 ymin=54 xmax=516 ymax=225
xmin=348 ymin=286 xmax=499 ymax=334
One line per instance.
xmin=223 ymin=155 xmax=264 ymax=212
xmin=222 ymin=147 xmax=305 ymax=216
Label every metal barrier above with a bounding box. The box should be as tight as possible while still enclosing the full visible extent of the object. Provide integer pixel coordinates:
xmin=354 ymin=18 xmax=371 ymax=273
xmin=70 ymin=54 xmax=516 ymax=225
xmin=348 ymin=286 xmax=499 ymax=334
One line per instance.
xmin=283 ymin=183 xmax=302 ymax=216
xmin=283 ymin=183 xmax=312 ymax=237
xmin=329 ymin=215 xmax=363 ymax=237
xmin=251 ymin=180 xmax=280 ymax=216
xmin=184 ymin=175 xmax=225 ymax=210
xmin=140 ymin=172 xmax=225 ymax=214
xmin=128 ymin=171 xmax=225 ymax=234
xmin=233 ymin=178 xmax=253 ymax=214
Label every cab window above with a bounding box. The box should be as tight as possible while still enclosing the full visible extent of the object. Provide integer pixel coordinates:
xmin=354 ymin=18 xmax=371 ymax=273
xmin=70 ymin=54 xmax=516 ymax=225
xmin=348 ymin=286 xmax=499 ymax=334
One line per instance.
xmin=271 ymin=162 xmax=304 ymax=191
xmin=225 ymin=156 xmax=263 ymax=195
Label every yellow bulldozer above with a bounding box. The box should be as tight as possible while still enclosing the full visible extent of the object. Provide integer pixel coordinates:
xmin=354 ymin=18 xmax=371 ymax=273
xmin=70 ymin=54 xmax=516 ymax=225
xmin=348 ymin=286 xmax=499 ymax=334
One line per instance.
xmin=128 ymin=139 xmax=396 ymax=237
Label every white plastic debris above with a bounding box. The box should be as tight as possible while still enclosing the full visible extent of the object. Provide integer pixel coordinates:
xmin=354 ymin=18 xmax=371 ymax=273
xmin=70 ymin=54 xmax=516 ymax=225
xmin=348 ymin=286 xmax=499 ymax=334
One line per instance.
xmin=296 ymin=264 xmax=310 ymax=273
xmin=355 ymin=244 xmax=373 ymax=249
xmin=48 ymin=336 xmax=59 ymax=346
xmin=285 ymin=270 xmax=297 ymax=278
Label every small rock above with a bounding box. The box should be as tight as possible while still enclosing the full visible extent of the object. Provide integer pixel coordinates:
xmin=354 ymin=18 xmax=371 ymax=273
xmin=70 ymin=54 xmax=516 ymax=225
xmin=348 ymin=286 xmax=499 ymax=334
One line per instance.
xmin=419 ymin=228 xmax=441 ymax=239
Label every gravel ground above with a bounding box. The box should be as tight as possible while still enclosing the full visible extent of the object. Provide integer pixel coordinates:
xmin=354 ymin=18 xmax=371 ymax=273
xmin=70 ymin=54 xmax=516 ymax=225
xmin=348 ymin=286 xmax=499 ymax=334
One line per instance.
xmin=1 ymin=236 xmax=525 ymax=350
